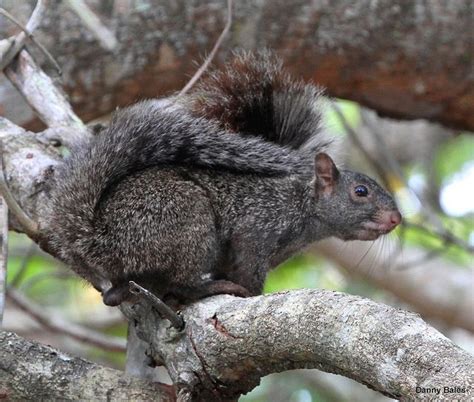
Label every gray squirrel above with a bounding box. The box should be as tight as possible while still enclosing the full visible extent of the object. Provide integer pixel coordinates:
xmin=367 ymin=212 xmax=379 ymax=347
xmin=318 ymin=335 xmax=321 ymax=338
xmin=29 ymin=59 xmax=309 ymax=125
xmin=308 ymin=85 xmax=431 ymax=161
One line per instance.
xmin=39 ymin=51 xmax=401 ymax=306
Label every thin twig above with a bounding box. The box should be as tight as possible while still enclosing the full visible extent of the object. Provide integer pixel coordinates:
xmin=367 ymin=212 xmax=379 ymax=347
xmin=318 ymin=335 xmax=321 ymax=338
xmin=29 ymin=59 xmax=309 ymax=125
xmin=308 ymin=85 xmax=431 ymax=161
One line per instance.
xmin=5 ymin=51 xmax=89 ymax=145
xmin=0 ymin=4 xmax=42 ymax=71
xmin=178 ymin=0 xmax=233 ymax=96
xmin=0 ymin=197 xmax=8 ymax=325
xmin=65 ymin=0 xmax=118 ymax=52
xmin=0 ymin=143 xmax=39 ymax=239
xmin=7 ymin=288 xmax=126 ymax=352
xmin=129 ymin=281 xmax=185 ymax=330
xmin=0 ymin=1 xmax=61 ymax=74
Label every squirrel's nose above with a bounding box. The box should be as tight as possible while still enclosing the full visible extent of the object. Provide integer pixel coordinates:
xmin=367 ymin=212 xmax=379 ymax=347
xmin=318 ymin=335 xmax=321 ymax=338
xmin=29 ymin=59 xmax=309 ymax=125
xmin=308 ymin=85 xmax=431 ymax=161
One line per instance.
xmin=389 ymin=210 xmax=402 ymax=227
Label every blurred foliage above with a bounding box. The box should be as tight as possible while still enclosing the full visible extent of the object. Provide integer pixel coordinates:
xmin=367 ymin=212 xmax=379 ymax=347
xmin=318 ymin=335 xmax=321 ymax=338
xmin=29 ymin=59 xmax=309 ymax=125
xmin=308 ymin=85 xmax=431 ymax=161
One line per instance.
xmin=4 ymin=99 xmax=473 ymax=402
xmin=264 ymin=254 xmax=338 ymax=293
xmin=435 ymin=134 xmax=474 ymax=185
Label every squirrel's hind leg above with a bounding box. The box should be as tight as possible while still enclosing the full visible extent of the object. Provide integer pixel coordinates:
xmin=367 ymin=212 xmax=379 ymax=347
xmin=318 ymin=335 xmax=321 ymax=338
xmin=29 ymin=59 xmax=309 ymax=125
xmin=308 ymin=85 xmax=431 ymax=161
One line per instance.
xmin=171 ymin=280 xmax=251 ymax=303
xmin=102 ymin=279 xmax=250 ymax=307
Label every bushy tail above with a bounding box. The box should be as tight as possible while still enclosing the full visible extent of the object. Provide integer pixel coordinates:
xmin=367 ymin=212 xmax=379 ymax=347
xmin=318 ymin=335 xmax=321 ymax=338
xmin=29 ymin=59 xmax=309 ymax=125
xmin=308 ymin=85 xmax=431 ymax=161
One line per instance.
xmin=183 ymin=50 xmax=328 ymax=152
xmin=43 ymin=99 xmax=313 ymax=265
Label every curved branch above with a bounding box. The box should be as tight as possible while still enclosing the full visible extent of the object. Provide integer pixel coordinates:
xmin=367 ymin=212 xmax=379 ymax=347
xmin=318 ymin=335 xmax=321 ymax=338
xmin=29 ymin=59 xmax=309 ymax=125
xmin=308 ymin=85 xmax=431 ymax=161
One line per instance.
xmin=125 ymin=290 xmax=474 ymax=401
xmin=0 ymin=331 xmax=174 ymax=401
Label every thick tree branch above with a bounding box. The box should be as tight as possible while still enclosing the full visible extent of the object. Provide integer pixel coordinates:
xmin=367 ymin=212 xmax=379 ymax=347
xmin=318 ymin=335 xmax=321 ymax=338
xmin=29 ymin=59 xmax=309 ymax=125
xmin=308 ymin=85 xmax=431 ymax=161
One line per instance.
xmin=123 ymin=290 xmax=474 ymax=400
xmin=0 ymin=141 xmax=39 ymax=238
xmin=0 ymin=0 xmax=472 ymax=131
xmin=0 ymin=117 xmax=59 ymax=232
xmin=0 ymin=331 xmax=174 ymax=401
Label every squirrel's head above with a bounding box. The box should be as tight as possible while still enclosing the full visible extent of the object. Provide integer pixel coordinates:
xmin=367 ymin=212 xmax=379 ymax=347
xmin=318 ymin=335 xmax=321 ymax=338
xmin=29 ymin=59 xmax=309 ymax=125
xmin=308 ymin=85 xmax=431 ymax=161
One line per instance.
xmin=311 ymin=153 xmax=401 ymax=241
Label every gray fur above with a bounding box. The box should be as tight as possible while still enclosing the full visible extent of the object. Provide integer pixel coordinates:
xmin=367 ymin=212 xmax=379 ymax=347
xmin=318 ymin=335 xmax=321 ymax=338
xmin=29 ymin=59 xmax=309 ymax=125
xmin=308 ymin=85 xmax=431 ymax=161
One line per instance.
xmin=39 ymin=52 xmax=400 ymax=305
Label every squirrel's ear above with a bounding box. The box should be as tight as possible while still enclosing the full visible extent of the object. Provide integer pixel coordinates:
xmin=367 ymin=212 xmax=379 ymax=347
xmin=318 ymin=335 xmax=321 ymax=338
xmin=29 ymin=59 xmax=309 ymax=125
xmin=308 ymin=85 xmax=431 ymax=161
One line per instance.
xmin=314 ymin=153 xmax=339 ymax=195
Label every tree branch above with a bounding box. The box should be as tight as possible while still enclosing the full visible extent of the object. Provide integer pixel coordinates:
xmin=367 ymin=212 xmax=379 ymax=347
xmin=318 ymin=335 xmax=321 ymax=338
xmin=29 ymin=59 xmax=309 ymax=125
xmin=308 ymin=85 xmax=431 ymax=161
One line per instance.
xmin=0 ymin=331 xmax=174 ymax=401
xmin=0 ymin=117 xmax=59 ymax=233
xmin=4 ymin=51 xmax=89 ymax=147
xmin=0 ymin=0 xmax=45 ymax=71
xmin=129 ymin=281 xmax=185 ymax=331
xmin=65 ymin=0 xmax=118 ymax=52
xmin=0 ymin=142 xmax=39 ymax=238
xmin=0 ymin=1 xmax=61 ymax=75
xmin=1 ymin=0 xmax=472 ymax=131
xmin=178 ymin=0 xmax=232 ymax=96
xmin=122 ymin=290 xmax=474 ymax=401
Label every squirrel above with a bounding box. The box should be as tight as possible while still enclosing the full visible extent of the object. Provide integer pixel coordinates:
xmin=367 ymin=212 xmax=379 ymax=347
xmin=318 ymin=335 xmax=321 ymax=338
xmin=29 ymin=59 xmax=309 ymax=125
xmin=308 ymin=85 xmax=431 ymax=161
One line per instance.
xmin=39 ymin=51 xmax=401 ymax=306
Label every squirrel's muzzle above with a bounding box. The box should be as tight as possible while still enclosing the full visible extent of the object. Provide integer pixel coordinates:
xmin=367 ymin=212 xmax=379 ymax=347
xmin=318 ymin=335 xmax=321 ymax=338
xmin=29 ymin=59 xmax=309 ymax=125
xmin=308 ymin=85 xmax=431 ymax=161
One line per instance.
xmin=375 ymin=209 xmax=402 ymax=233
xmin=388 ymin=210 xmax=402 ymax=229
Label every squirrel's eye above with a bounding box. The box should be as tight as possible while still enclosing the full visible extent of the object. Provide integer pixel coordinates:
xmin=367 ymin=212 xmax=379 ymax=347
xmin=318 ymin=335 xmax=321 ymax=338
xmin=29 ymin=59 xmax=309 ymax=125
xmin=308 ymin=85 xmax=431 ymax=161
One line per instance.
xmin=354 ymin=185 xmax=369 ymax=197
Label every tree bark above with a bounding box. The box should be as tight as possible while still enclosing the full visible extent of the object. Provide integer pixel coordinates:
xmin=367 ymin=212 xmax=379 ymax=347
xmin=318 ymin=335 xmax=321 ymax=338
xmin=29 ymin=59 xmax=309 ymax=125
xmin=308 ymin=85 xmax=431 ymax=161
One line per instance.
xmin=122 ymin=290 xmax=474 ymax=400
xmin=0 ymin=331 xmax=174 ymax=401
xmin=1 ymin=0 xmax=473 ymax=131
xmin=3 ymin=287 xmax=474 ymax=402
